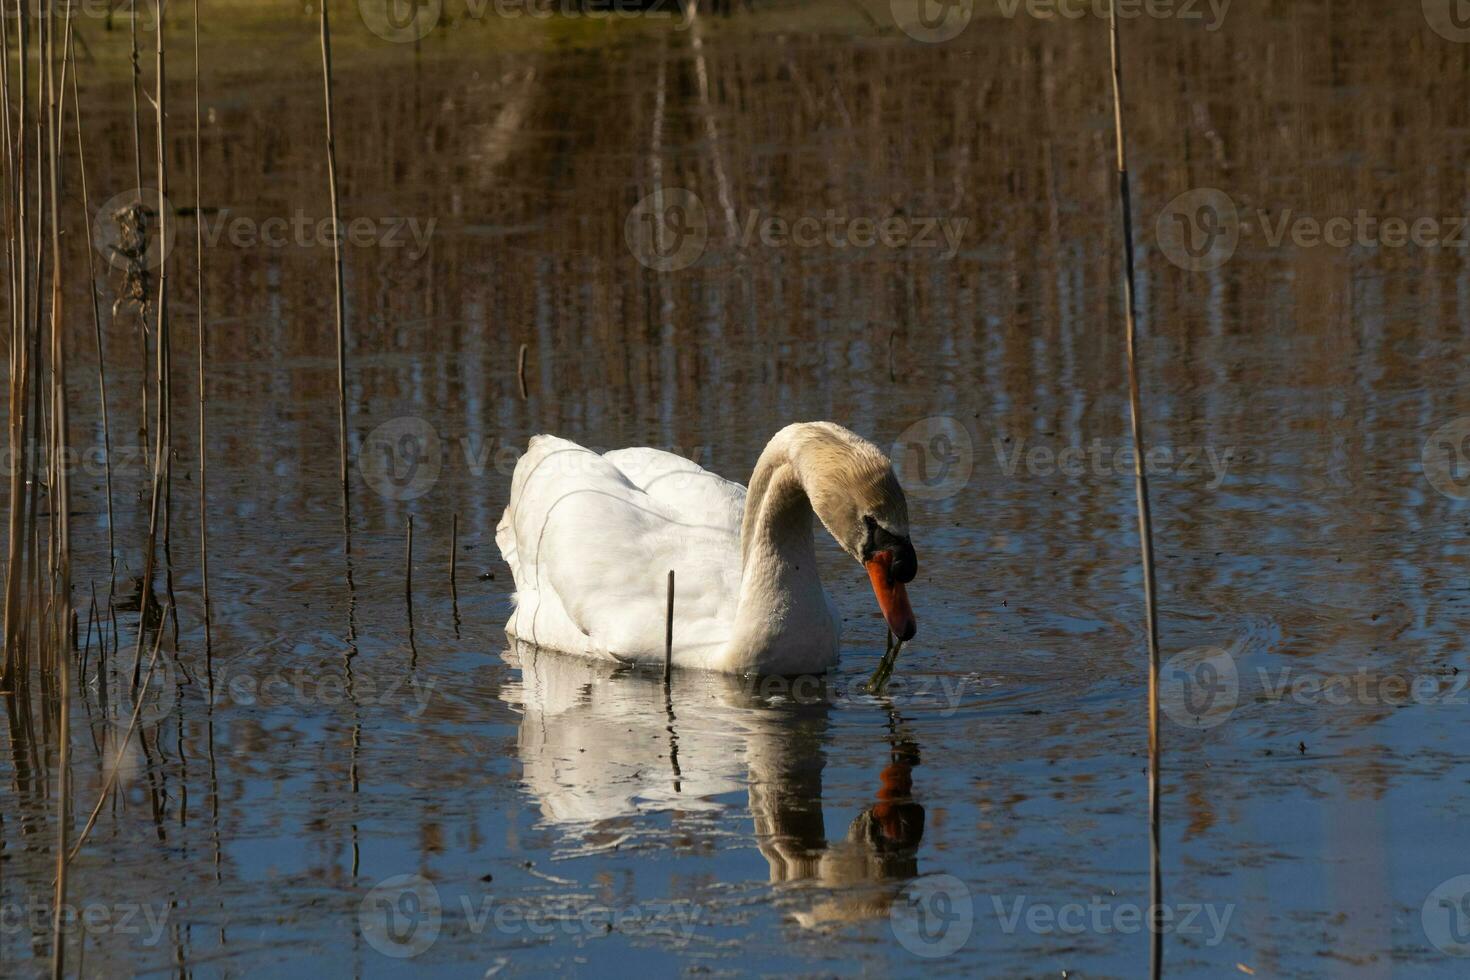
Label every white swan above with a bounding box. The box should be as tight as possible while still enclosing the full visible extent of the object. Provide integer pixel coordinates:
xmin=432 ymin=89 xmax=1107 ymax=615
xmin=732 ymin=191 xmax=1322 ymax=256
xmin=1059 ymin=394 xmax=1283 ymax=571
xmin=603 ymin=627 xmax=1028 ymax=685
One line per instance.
xmin=496 ymin=422 xmax=918 ymax=674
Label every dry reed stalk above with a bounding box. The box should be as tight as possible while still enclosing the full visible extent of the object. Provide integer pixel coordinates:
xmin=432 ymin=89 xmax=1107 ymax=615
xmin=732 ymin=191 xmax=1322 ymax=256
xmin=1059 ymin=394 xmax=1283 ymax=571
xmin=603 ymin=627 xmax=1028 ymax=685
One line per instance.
xmin=3 ymin=0 xmax=33 ymax=686
xmin=133 ymin=0 xmax=172 ymax=688
xmin=45 ymin=12 xmax=73 ymax=973
xmin=516 ymin=342 xmax=527 ymax=400
xmin=50 ymin=605 xmax=70 ymax=980
xmin=65 ymin=28 xmax=115 ymax=574
xmin=319 ymin=0 xmax=350 ymax=542
xmin=46 ymin=0 xmax=74 ymax=671
xmin=130 ymin=0 xmax=149 ymax=460
xmin=194 ymin=0 xmax=211 ymax=643
xmin=1105 ymin=9 xmax=1163 ymax=978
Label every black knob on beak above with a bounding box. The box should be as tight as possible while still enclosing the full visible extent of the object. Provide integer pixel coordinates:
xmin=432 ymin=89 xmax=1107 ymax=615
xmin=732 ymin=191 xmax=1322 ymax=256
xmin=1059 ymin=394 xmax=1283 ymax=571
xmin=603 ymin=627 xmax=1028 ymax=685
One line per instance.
xmin=868 ymin=522 xmax=917 ymax=584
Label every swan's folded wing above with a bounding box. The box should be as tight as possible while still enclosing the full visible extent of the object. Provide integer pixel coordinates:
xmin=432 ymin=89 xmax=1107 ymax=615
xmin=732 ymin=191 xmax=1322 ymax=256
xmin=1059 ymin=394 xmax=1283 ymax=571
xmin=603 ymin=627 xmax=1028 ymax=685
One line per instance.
xmin=499 ymin=435 xmax=741 ymax=664
xmin=603 ymin=446 xmax=745 ymax=533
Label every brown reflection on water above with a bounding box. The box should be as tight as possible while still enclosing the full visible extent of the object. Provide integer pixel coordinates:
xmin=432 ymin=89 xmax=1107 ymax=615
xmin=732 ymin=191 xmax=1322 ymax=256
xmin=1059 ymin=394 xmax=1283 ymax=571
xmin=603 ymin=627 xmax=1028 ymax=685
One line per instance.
xmin=2 ymin=0 xmax=1469 ymax=972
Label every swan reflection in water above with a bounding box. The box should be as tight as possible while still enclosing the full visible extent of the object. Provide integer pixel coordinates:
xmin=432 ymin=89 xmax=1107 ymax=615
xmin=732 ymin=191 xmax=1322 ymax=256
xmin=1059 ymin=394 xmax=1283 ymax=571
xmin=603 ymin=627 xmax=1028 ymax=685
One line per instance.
xmin=500 ymin=641 xmax=925 ymax=927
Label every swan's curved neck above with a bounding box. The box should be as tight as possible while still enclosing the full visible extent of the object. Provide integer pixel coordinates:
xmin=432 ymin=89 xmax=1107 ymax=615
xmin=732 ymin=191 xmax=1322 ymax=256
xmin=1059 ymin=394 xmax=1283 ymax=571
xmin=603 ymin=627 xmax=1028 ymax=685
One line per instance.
xmin=740 ymin=433 xmax=811 ymax=571
xmin=720 ymin=434 xmax=837 ymax=673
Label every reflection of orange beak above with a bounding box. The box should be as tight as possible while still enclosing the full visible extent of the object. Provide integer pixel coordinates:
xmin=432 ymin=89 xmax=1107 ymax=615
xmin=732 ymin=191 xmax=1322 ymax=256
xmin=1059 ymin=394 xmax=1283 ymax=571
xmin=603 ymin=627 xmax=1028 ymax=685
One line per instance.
xmin=865 ymin=553 xmax=917 ymax=641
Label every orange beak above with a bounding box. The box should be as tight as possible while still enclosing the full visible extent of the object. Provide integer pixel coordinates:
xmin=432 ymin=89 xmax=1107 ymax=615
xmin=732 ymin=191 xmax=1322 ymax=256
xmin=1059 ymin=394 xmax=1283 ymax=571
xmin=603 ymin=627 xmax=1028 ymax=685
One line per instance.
xmin=865 ymin=552 xmax=916 ymax=641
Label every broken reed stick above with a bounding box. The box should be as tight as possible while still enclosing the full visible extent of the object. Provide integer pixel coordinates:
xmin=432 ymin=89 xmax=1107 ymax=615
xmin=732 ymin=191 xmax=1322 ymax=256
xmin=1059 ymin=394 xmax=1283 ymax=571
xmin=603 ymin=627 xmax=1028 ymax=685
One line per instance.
xmin=663 ymin=570 xmax=674 ymax=681
xmin=404 ymin=515 xmax=414 ymax=600
xmin=516 ymin=343 xmax=528 ymax=400
xmin=449 ymin=513 xmax=458 ymax=594
xmin=1105 ymin=8 xmax=1164 ymax=979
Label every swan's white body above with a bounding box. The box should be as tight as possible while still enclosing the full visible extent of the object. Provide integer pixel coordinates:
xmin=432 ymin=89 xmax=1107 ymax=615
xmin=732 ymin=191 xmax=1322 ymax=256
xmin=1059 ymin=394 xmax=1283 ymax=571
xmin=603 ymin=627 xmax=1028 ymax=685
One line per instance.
xmin=495 ymin=428 xmax=845 ymax=674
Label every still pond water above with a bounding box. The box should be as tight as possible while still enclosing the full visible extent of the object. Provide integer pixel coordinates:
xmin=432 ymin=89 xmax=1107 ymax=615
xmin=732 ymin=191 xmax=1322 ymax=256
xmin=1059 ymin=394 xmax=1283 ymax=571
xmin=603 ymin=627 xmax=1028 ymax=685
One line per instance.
xmin=4 ymin=1 xmax=1470 ymax=976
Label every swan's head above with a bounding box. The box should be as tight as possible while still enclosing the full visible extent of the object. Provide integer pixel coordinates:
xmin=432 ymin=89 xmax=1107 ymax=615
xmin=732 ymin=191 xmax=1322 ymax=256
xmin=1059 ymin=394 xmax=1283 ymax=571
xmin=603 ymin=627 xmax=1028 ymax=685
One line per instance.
xmin=793 ymin=423 xmax=918 ymax=641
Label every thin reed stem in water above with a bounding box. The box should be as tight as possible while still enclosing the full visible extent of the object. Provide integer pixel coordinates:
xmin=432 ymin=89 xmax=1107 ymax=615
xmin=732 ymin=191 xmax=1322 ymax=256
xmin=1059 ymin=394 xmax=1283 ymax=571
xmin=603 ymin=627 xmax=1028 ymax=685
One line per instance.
xmin=46 ymin=0 xmax=74 ymax=669
xmin=133 ymin=0 xmax=172 ymax=689
xmin=194 ymin=0 xmax=212 ymax=645
xmin=319 ymin=0 xmax=351 ymax=547
xmin=65 ymin=28 xmax=115 ymax=576
xmin=1105 ymin=9 xmax=1164 ymax=979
